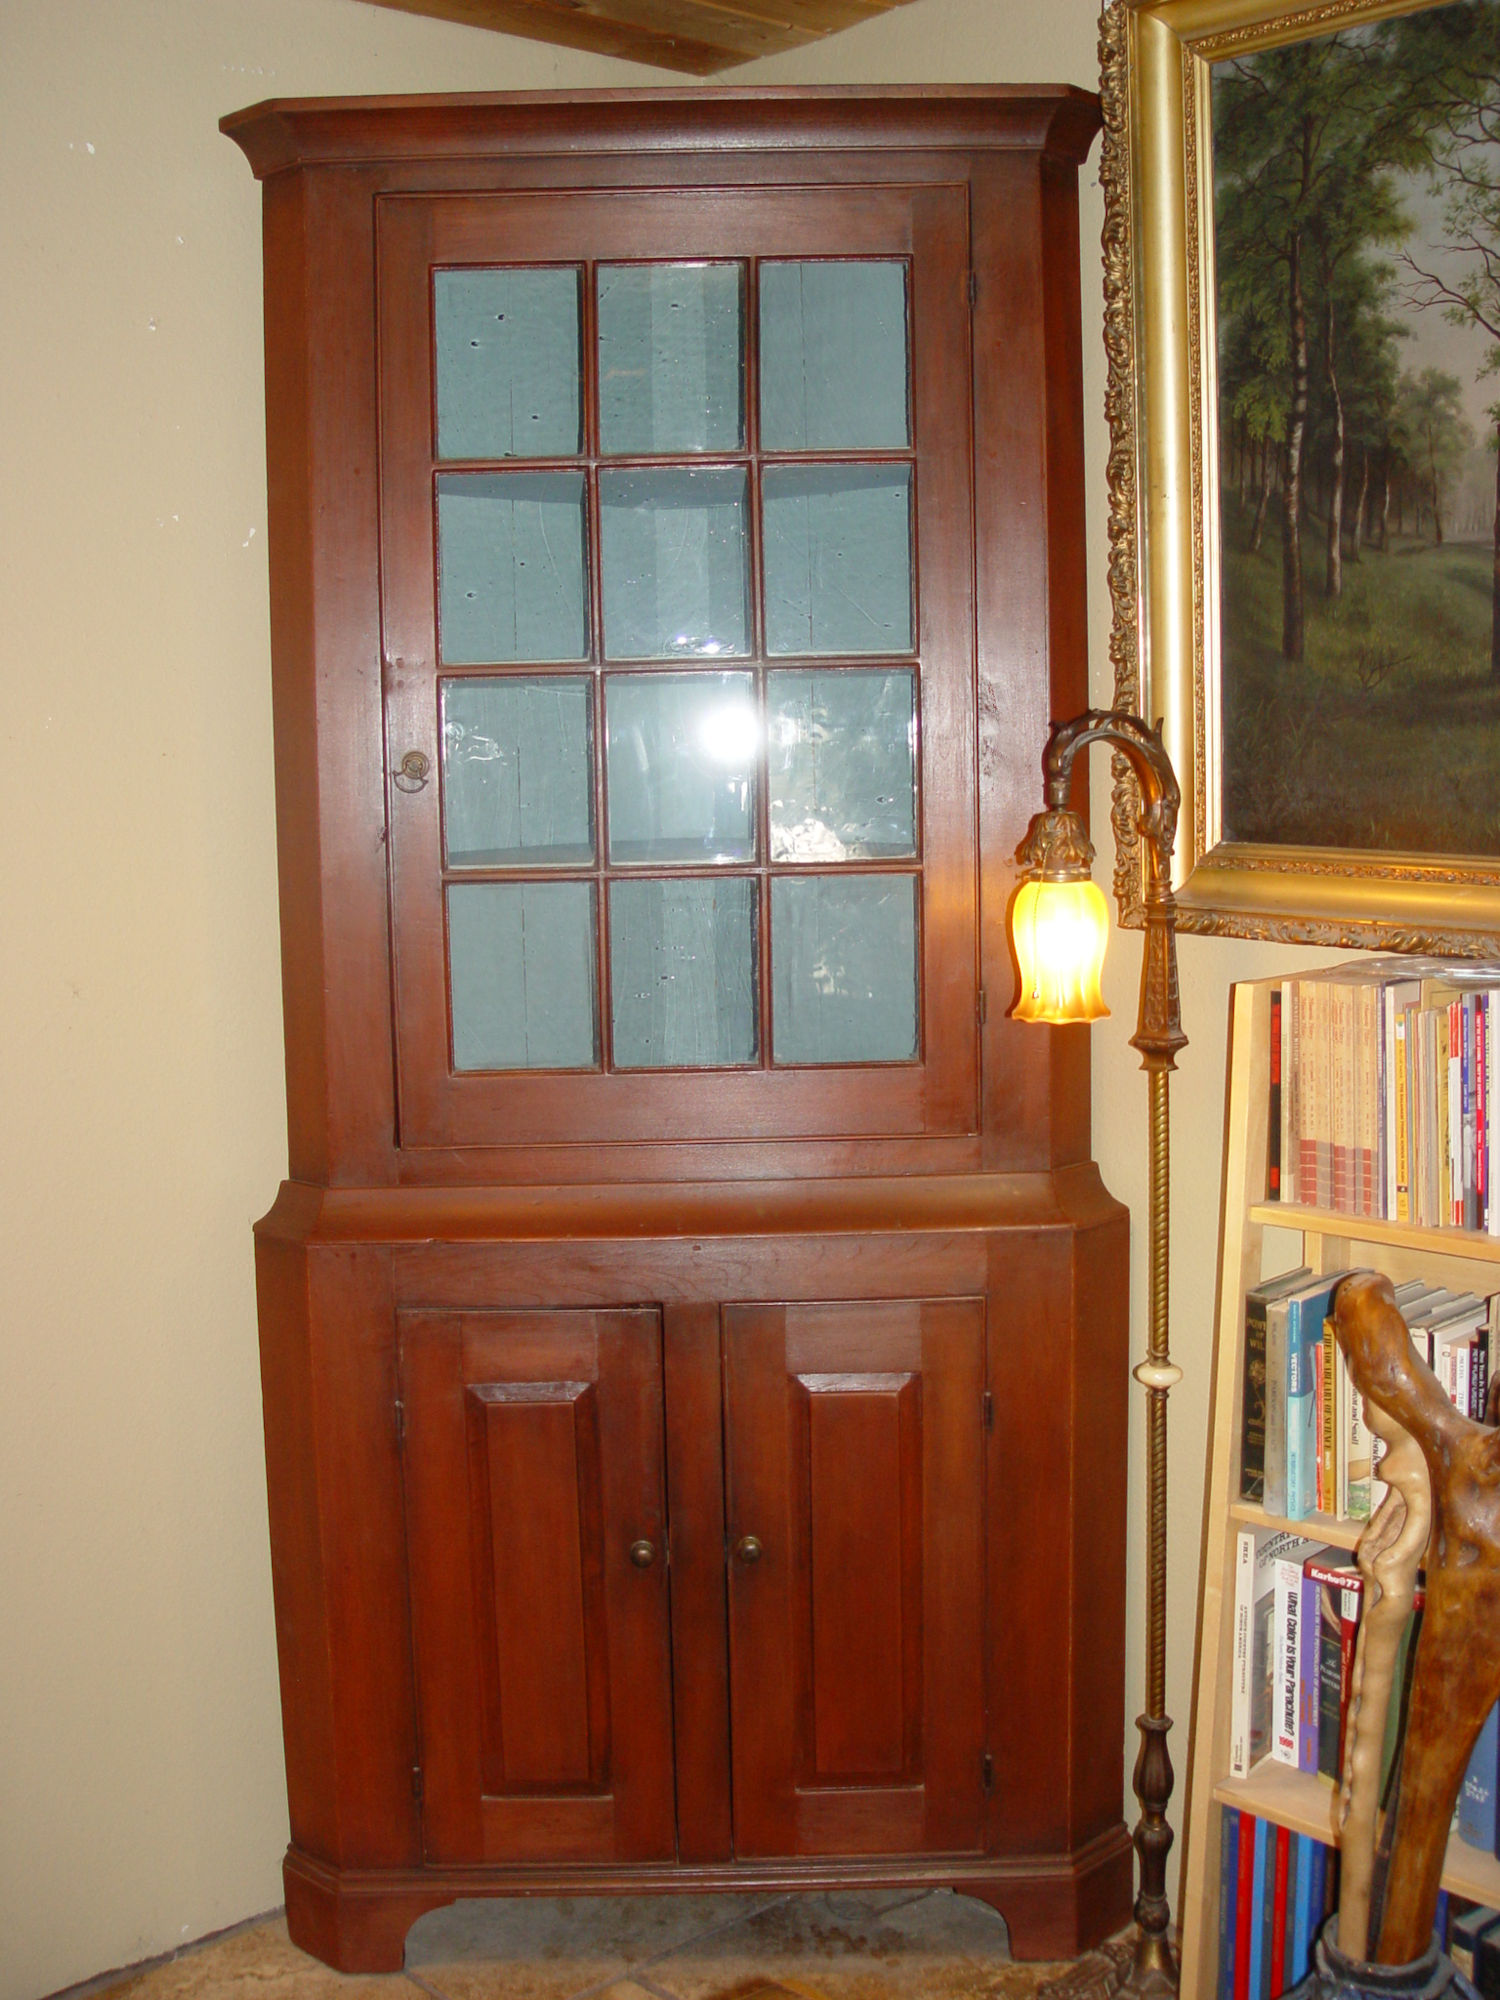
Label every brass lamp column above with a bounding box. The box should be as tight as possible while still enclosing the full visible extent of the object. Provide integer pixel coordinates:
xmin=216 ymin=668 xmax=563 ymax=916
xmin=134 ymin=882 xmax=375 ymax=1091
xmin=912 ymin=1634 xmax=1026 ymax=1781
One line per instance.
xmin=1014 ymin=709 xmax=1186 ymax=1999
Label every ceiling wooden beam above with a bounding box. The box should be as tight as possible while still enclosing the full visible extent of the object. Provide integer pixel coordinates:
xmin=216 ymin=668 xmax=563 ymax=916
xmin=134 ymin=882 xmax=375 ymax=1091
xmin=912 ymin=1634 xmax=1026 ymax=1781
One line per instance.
xmin=356 ymin=0 xmax=917 ymax=75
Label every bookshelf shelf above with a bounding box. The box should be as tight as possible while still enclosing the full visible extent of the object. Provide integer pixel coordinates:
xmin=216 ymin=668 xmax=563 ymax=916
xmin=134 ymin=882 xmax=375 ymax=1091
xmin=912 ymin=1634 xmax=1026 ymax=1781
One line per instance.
xmin=1227 ymin=1502 xmax=1364 ymax=1554
xmin=1247 ymin=1203 xmax=1500 ymax=1267
xmin=1209 ymin=1768 xmax=1500 ymax=1908
xmin=1180 ymin=977 xmax=1500 ymax=1999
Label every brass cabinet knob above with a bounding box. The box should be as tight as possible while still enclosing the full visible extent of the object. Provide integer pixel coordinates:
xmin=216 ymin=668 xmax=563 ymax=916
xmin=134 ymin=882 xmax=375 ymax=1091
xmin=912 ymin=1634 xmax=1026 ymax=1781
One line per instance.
xmin=734 ymin=1535 xmax=763 ymax=1564
xmin=628 ymin=1538 xmax=657 ymax=1569
xmin=393 ymin=749 xmax=430 ymax=793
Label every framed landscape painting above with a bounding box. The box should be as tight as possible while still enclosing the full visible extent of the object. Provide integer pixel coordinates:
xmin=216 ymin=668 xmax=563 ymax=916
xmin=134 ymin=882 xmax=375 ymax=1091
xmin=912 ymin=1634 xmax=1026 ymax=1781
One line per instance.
xmin=1101 ymin=0 xmax=1500 ymax=953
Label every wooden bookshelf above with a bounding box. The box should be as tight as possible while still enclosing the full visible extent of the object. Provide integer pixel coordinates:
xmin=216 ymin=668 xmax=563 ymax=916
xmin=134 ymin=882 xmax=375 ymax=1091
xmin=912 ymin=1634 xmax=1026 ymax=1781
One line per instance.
xmin=1179 ymin=977 xmax=1500 ymax=1998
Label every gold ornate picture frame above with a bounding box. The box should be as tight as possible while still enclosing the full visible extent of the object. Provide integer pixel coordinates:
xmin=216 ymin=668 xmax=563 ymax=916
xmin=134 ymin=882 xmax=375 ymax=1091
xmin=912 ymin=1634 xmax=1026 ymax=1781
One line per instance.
xmin=1100 ymin=0 xmax=1500 ymax=955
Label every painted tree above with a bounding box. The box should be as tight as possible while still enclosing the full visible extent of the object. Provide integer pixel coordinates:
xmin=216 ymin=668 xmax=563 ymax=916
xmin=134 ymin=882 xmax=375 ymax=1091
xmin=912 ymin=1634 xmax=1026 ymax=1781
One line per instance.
xmin=1216 ymin=22 xmax=1454 ymax=657
xmin=1399 ymin=366 xmax=1474 ymax=542
xmin=1396 ymin=0 xmax=1500 ymax=673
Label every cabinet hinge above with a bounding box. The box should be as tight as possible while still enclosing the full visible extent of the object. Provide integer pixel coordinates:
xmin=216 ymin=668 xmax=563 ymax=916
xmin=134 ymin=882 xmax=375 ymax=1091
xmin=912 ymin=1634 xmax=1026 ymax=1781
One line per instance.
xmin=412 ymin=1764 xmax=424 ymax=1803
xmin=968 ymin=270 xmax=979 ymax=308
xmin=394 ymin=1398 xmax=406 ymax=1449
xmin=983 ymin=1390 xmax=994 ymax=1433
xmin=977 ymin=987 xmax=988 ymax=1024
xmin=981 ymin=1750 xmax=994 ymax=1795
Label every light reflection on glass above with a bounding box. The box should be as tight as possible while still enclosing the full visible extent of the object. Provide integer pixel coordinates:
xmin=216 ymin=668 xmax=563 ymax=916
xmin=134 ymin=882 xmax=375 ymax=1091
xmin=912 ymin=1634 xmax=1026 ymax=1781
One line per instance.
xmin=605 ymin=672 xmax=757 ymax=865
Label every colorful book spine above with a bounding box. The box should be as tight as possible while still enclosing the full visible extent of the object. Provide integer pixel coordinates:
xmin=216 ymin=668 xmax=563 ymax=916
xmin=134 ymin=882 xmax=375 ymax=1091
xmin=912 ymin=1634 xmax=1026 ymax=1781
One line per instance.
xmin=1292 ymin=1831 xmax=1314 ymax=1986
xmin=1235 ymin=1811 xmax=1257 ymax=2000
xmin=1270 ymin=1822 xmax=1290 ymax=1996
xmin=1219 ymin=1807 xmax=1240 ymax=2000
xmin=1269 ymin=988 xmax=1282 ymax=1201
xmin=1299 ymin=1562 xmax=1322 ymax=1773
xmin=1219 ymin=1815 xmax=1337 ymax=1999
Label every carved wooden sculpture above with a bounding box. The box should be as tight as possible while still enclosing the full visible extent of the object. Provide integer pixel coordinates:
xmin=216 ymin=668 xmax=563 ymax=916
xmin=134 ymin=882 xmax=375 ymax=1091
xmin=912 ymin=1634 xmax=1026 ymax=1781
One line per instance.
xmin=1335 ymin=1393 xmax=1431 ymax=1963
xmin=1334 ymin=1272 xmax=1500 ymax=1965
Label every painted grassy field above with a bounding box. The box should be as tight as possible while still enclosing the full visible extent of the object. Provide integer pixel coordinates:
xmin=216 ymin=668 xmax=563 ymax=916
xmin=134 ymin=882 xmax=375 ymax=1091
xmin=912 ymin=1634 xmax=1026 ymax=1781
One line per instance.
xmin=1219 ymin=490 xmax=1500 ymax=855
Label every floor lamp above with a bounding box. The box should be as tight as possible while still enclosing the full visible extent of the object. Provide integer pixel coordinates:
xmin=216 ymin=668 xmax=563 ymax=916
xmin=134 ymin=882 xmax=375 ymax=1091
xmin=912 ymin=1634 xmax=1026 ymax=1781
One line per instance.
xmin=1012 ymin=709 xmax=1186 ymax=1999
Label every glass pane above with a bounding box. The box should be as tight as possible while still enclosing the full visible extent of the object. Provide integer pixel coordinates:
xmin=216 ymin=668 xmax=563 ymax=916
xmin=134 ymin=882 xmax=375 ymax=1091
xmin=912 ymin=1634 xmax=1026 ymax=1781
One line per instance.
xmin=434 ymin=267 xmax=581 ymax=460
xmin=762 ymin=465 xmax=912 ymax=657
xmin=437 ymin=472 xmax=588 ymax=664
xmin=598 ymin=263 xmax=744 ymax=456
xmin=772 ymin=874 xmax=917 ymax=1064
xmin=610 ymin=877 xmax=757 ymax=1069
xmin=759 ymin=261 xmax=909 ymax=451
xmin=442 ymin=676 xmax=594 ymax=868
xmin=448 ymin=881 xmax=597 ymax=1071
xmin=600 ymin=468 xmax=749 ymax=660
xmin=606 ymin=673 xmax=757 ymax=866
xmin=768 ymin=669 xmax=915 ymax=861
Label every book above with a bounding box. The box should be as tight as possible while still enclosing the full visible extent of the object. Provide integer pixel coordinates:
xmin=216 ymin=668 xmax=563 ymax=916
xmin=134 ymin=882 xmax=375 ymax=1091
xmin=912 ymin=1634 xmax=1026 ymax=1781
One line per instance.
xmin=1305 ymin=1551 xmax=1360 ymax=1780
xmin=1273 ymin=1539 xmax=1335 ymax=1767
xmin=1472 ymin=1913 xmax=1500 ymax=1997
xmin=1235 ymin=1807 xmax=1257 ymax=2000
xmin=1282 ymin=978 xmax=1300 ymax=1206
xmin=1241 ymin=1267 xmax=1312 ymax=1505
xmin=1298 ymin=1557 xmax=1324 ymax=1774
xmin=1450 ymin=1903 xmax=1500 ymax=1982
xmin=1248 ymin=1815 xmax=1269 ymax=2000
xmin=1285 ymin=1274 xmax=1350 ymax=1521
xmin=1269 ymin=988 xmax=1282 ymax=1202
xmin=1230 ymin=1528 xmax=1327 ymax=1776
xmin=1291 ymin=1831 xmax=1315 ymax=1986
xmin=1460 ymin=1702 xmax=1500 ymax=1853
xmin=1269 ymin=1822 xmax=1290 ymax=1996
xmin=1219 ymin=1808 xmax=1240 ymax=2000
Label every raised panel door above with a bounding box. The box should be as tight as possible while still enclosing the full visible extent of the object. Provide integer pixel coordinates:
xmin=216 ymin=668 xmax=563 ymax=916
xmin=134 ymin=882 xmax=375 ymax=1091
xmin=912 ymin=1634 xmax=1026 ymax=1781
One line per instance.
xmin=722 ymin=1299 xmax=987 ymax=1857
xmin=399 ymin=1307 xmax=675 ymax=1864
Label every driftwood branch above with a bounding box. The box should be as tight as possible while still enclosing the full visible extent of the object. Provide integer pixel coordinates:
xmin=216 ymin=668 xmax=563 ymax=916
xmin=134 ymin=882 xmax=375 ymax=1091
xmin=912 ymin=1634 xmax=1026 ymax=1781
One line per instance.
xmin=1334 ymin=1272 xmax=1500 ymax=1965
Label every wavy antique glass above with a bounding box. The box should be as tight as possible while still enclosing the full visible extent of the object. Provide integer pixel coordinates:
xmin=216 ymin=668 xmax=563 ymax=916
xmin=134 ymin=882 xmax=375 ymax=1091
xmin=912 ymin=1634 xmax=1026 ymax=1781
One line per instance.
xmin=597 ymin=263 xmax=744 ymax=456
xmin=605 ymin=672 xmax=757 ymax=866
xmin=609 ymin=876 xmax=757 ymax=1069
xmin=448 ymin=880 xmax=598 ymax=1071
xmin=600 ymin=467 xmax=750 ymax=660
xmin=437 ymin=472 xmax=589 ymax=664
xmin=767 ymin=668 xmax=915 ymax=862
xmin=762 ymin=465 xmax=912 ymax=657
xmin=434 ymin=266 xmax=582 ymax=461
xmin=771 ymin=873 xmax=917 ymax=1064
xmin=441 ymin=676 xmax=594 ymax=868
xmin=759 ymin=260 xmax=909 ymax=451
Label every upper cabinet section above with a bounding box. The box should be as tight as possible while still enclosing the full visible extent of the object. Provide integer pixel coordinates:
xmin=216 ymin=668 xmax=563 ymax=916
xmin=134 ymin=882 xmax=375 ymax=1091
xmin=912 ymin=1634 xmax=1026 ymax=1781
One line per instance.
xmin=223 ymin=89 xmax=1102 ymax=1187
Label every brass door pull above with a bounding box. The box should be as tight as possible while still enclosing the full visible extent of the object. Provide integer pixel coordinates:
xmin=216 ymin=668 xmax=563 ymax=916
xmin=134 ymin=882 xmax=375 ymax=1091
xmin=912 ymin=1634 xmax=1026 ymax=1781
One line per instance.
xmin=393 ymin=750 xmax=430 ymax=793
xmin=734 ymin=1535 xmax=763 ymax=1564
xmin=628 ymin=1538 xmax=657 ymax=1569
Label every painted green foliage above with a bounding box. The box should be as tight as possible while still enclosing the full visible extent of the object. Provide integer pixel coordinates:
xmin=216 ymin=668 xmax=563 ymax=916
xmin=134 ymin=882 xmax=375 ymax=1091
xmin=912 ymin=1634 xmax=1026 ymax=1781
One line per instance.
xmin=1213 ymin=0 xmax=1500 ymax=855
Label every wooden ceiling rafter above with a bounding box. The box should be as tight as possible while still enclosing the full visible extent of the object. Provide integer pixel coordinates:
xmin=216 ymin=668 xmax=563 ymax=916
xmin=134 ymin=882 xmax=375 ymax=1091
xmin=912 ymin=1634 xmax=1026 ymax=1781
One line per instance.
xmin=356 ymin=0 xmax=919 ymax=76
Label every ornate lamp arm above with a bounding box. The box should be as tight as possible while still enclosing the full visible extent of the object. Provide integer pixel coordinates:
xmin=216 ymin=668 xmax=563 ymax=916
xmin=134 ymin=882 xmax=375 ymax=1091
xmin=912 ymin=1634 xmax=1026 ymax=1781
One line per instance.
xmin=1039 ymin=709 xmax=1186 ymax=1069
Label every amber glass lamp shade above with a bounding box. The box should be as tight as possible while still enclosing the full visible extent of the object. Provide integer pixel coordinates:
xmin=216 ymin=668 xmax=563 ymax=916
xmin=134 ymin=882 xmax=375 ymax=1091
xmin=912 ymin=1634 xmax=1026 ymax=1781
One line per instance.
xmin=1011 ymin=874 xmax=1110 ymax=1025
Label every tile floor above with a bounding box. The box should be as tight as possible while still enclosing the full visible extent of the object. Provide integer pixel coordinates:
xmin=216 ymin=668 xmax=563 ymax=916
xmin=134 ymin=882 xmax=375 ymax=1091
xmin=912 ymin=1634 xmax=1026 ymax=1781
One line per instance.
xmin=83 ymin=1888 xmax=1092 ymax=2000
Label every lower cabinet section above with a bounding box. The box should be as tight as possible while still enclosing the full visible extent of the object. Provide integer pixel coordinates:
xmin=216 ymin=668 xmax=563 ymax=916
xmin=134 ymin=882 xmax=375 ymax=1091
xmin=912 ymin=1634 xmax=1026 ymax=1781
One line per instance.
xmin=254 ymin=1176 xmax=1134 ymax=1973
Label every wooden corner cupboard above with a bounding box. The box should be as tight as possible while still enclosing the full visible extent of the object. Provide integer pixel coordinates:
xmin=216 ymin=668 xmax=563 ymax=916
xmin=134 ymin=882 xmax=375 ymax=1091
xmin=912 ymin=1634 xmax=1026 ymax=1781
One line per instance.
xmin=224 ymin=86 xmax=1131 ymax=1975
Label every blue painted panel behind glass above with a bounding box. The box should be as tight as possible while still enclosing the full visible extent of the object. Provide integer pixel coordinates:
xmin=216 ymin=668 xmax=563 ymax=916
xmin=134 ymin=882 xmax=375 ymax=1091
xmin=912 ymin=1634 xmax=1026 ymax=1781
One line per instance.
xmin=437 ymin=472 xmax=588 ymax=664
xmin=434 ymin=267 xmax=582 ymax=460
xmin=448 ymin=880 xmax=598 ymax=1071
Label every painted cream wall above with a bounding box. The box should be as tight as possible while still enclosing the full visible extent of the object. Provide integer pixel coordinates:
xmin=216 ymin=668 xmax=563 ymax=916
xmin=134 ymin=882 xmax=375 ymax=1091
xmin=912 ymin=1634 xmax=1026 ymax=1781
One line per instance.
xmin=0 ymin=2 xmax=1345 ymax=1995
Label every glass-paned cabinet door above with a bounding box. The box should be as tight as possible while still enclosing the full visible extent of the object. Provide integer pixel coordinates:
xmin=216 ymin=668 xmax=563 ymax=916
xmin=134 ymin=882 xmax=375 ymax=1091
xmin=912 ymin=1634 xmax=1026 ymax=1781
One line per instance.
xmin=378 ymin=188 xmax=978 ymax=1151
